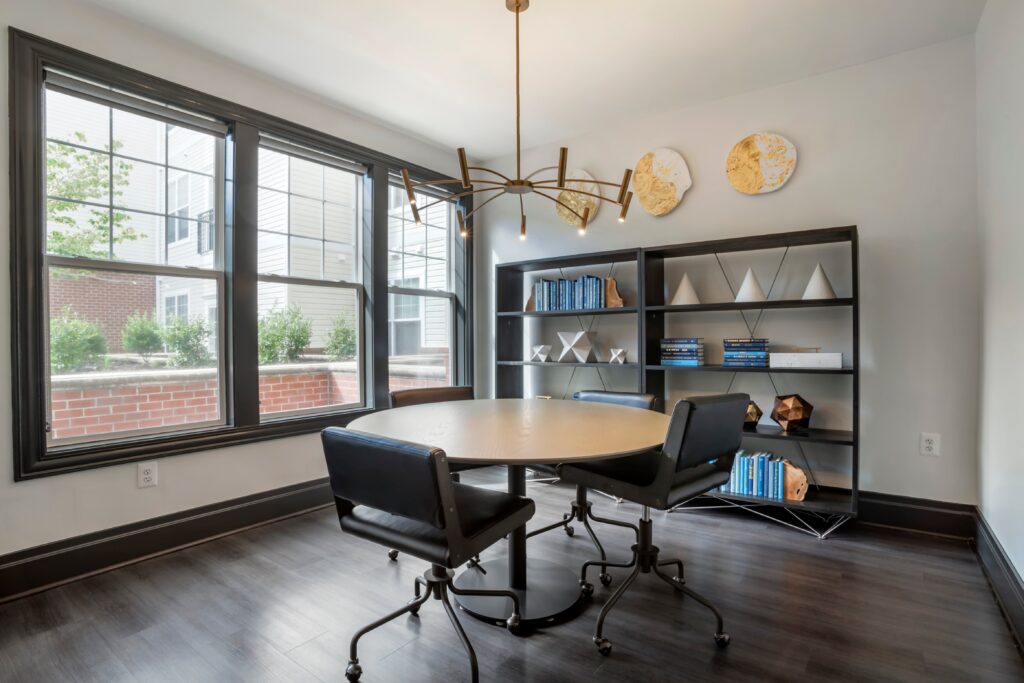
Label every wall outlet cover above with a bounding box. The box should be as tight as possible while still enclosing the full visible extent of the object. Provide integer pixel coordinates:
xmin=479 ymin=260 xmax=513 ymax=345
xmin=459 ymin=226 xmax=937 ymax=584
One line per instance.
xmin=919 ymin=433 xmax=941 ymax=457
xmin=137 ymin=461 xmax=158 ymax=488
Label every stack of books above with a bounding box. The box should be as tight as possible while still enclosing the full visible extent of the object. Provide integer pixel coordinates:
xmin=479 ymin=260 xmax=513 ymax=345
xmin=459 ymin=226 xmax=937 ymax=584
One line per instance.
xmin=719 ymin=450 xmax=786 ymax=499
xmin=532 ymin=276 xmax=606 ymax=311
xmin=722 ymin=338 xmax=769 ymax=368
xmin=660 ymin=338 xmax=704 ymax=366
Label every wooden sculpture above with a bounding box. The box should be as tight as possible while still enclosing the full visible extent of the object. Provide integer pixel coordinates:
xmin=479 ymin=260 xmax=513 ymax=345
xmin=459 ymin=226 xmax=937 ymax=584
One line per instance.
xmin=783 ymin=460 xmax=809 ymax=501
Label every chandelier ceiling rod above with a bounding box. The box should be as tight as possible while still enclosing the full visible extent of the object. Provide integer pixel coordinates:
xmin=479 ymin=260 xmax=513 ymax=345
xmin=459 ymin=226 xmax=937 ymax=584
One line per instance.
xmin=400 ymin=0 xmax=634 ymax=241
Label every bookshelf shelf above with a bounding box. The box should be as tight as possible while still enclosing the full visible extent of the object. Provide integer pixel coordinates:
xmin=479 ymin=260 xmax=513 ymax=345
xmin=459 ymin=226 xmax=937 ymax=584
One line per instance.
xmin=497 ymin=361 xmax=640 ymax=368
xmin=645 ymin=364 xmax=853 ymax=375
xmin=497 ymin=306 xmax=637 ymax=318
xmin=647 ymin=298 xmax=853 ymax=313
xmin=495 ymin=226 xmax=859 ymax=535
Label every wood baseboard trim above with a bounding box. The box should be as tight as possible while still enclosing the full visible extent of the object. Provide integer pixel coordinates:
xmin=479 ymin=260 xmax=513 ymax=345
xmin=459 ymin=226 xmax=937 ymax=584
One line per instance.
xmin=857 ymin=490 xmax=978 ymax=538
xmin=975 ymin=512 xmax=1024 ymax=652
xmin=0 ymin=478 xmax=333 ymax=603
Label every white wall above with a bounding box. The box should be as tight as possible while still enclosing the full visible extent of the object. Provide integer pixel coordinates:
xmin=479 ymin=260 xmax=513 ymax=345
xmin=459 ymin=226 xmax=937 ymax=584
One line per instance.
xmin=976 ymin=0 xmax=1024 ymax=574
xmin=475 ymin=36 xmax=981 ymax=504
xmin=0 ymin=0 xmax=457 ymax=555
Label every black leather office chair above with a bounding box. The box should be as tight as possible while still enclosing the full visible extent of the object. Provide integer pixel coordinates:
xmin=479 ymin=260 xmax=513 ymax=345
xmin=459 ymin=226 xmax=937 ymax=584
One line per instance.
xmin=387 ymin=386 xmax=486 ymax=562
xmin=558 ymin=393 xmax=748 ymax=656
xmin=526 ymin=390 xmax=657 ymax=587
xmin=322 ymin=427 xmax=534 ymax=682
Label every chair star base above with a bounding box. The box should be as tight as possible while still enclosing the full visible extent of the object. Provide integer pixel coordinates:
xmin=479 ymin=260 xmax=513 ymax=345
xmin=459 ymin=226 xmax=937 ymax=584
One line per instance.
xmin=582 ymin=509 xmax=730 ymax=657
xmin=346 ymin=565 xmax=522 ymax=683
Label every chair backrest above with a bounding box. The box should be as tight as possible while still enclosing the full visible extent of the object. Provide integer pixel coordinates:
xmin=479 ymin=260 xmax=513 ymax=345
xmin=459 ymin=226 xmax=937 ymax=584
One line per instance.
xmin=663 ymin=394 xmax=748 ymax=472
xmin=389 ymin=385 xmax=474 ymax=409
xmin=321 ymin=427 xmax=450 ymax=529
xmin=573 ymin=389 xmax=658 ymax=411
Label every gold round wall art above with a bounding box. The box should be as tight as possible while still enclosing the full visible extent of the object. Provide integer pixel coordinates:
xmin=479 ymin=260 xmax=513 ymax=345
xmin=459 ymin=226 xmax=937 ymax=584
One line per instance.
xmin=726 ymin=132 xmax=797 ymax=195
xmin=555 ymin=169 xmax=600 ymax=227
xmin=632 ymin=148 xmax=692 ymax=216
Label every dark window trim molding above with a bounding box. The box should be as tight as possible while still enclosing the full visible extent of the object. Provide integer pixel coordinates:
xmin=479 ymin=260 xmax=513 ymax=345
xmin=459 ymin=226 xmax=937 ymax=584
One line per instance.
xmin=9 ymin=28 xmax=473 ymax=480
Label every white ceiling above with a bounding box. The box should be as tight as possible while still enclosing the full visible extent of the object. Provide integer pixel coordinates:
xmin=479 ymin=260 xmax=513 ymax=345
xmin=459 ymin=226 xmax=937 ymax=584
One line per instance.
xmin=84 ymin=0 xmax=985 ymax=159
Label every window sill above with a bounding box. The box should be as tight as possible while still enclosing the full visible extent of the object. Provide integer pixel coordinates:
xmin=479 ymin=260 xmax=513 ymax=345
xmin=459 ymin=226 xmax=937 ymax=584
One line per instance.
xmin=21 ymin=407 xmax=374 ymax=481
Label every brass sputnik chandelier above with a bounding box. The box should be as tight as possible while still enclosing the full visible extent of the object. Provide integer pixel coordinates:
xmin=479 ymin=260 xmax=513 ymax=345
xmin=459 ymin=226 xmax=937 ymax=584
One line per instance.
xmin=400 ymin=0 xmax=634 ymax=241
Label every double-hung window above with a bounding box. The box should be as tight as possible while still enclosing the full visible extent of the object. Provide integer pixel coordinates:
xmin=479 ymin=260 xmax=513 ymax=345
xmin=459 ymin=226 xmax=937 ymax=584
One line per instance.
xmin=256 ymin=138 xmax=365 ymax=417
xmin=42 ymin=72 xmax=227 ymax=447
xmin=387 ymin=183 xmax=459 ymax=390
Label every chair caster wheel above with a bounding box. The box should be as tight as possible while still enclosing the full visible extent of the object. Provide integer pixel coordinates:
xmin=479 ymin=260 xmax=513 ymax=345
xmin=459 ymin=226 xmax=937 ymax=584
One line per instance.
xmin=345 ymin=661 xmax=362 ymax=681
xmin=714 ymin=633 xmax=731 ymax=648
xmin=595 ymin=638 xmax=612 ymax=656
xmin=506 ymin=613 xmax=522 ymax=635
xmin=599 ymin=572 xmax=612 ymax=587
xmin=564 ymin=525 xmax=575 ymax=537
xmin=387 ymin=549 xmax=399 ymax=561
xmin=581 ymin=582 xmax=595 ymax=597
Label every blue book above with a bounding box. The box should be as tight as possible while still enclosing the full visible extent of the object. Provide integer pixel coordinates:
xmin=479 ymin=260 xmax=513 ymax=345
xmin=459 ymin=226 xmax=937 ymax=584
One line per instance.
xmin=778 ymin=460 xmax=785 ymax=499
xmin=757 ymin=455 xmax=764 ymax=497
xmin=723 ymin=351 xmax=768 ymax=358
xmin=661 ymin=359 xmax=703 ymax=366
xmin=768 ymin=456 xmax=775 ymax=499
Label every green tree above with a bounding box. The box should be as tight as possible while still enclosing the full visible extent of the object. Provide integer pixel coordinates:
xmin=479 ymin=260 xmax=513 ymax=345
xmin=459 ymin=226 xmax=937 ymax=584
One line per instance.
xmin=122 ymin=312 xmax=164 ymax=364
xmin=163 ymin=317 xmax=212 ymax=368
xmin=50 ymin=308 xmax=107 ymax=373
xmin=258 ymin=305 xmax=312 ymax=364
xmin=325 ymin=315 xmax=357 ymax=360
xmin=46 ymin=132 xmax=137 ymax=259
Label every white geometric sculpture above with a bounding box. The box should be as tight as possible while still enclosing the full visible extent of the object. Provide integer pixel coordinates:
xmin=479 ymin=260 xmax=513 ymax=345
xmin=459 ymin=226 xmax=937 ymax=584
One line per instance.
xmin=669 ymin=273 xmax=701 ymax=306
xmin=530 ymin=345 xmax=552 ymax=362
xmin=735 ymin=268 xmax=766 ymax=303
xmin=556 ymin=331 xmax=596 ymax=363
xmin=801 ymin=263 xmax=837 ymax=300
xmin=609 ymin=348 xmax=628 ymax=364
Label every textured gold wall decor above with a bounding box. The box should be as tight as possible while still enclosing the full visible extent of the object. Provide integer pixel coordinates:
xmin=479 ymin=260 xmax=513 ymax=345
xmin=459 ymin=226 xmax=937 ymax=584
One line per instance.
xmin=726 ymin=132 xmax=797 ymax=194
xmin=633 ymin=148 xmax=692 ymax=216
xmin=556 ymin=169 xmax=600 ymax=227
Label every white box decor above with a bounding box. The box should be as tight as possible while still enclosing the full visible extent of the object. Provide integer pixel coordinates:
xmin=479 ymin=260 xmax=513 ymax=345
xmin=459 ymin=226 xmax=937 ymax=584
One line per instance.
xmin=769 ymin=352 xmax=842 ymax=369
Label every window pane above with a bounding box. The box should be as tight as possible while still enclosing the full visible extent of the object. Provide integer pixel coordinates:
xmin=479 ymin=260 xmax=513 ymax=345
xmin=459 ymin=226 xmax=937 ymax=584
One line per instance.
xmin=258 ymin=282 xmax=362 ymax=417
xmin=425 ymin=226 xmax=447 ymax=260
xmin=324 ymin=166 xmax=355 ymax=205
xmin=47 ymin=142 xmax=110 ymax=204
xmin=324 ymin=201 xmax=356 ymax=244
xmin=45 ymin=89 xmax=109 ymax=150
xmin=258 ymin=188 xmax=287 ymax=233
xmin=113 ymin=109 xmax=165 ymax=163
xmin=258 ymin=231 xmax=287 ymax=275
xmin=258 ymin=147 xmax=288 ymax=191
xmin=168 ymin=171 xmax=215 ymax=220
xmin=47 ymin=267 xmax=223 ymax=444
xmin=112 ymin=210 xmax=160 ymax=263
xmin=289 ymin=195 xmax=322 ymax=238
xmin=114 ymin=158 xmax=164 ymax=213
xmin=325 ymin=241 xmax=356 ymax=281
xmin=289 ymin=236 xmax=322 ymax=279
xmin=167 ymin=126 xmax=216 ymax=174
xmin=289 ymin=157 xmax=323 ymax=199
xmin=388 ymin=292 xmax=451 ymax=390
xmin=46 ymin=200 xmax=111 ymax=259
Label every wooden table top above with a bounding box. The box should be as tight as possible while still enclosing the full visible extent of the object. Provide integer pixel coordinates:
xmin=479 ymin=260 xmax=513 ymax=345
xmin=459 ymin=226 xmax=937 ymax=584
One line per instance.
xmin=347 ymin=398 xmax=670 ymax=464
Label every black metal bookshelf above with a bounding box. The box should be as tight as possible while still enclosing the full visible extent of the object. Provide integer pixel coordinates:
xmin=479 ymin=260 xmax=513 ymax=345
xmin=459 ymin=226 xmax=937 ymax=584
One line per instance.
xmin=493 ymin=226 xmax=859 ymax=537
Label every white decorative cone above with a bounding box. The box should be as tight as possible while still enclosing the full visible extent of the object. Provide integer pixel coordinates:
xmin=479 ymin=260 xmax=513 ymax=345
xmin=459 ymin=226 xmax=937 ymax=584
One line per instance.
xmin=669 ymin=273 xmax=701 ymax=305
xmin=556 ymin=331 xmax=596 ymax=363
xmin=735 ymin=268 xmax=766 ymax=303
xmin=802 ymin=263 xmax=837 ymax=300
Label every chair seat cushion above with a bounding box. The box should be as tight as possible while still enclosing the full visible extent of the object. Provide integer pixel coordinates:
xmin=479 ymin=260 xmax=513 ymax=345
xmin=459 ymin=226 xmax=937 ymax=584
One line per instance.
xmin=666 ymin=464 xmax=732 ymax=508
xmin=341 ymin=482 xmax=534 ymax=567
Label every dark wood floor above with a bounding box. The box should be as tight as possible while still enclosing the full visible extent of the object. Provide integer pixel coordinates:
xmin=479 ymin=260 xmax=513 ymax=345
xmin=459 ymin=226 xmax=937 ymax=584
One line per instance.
xmin=1 ymin=470 xmax=1021 ymax=683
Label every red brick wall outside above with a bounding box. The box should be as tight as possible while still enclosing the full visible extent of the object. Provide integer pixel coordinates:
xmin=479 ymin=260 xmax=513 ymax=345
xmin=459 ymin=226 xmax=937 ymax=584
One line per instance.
xmin=49 ymin=364 xmax=450 ymax=441
xmin=49 ymin=271 xmax=156 ymax=353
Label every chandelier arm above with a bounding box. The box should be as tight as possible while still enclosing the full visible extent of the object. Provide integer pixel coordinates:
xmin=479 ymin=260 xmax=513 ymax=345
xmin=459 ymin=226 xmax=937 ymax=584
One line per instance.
xmin=416 ymin=185 xmax=506 ymax=212
xmin=462 ymin=190 xmax=508 ymax=222
xmin=411 ymin=178 xmax=507 ymax=188
xmin=532 ymin=187 xmax=621 ymax=205
xmin=533 ymin=189 xmax=585 ymax=221
xmin=467 ymin=166 xmax=514 ymax=183
xmin=522 ymin=166 xmax=557 ymax=181
xmin=533 ymin=179 xmax=629 ymax=190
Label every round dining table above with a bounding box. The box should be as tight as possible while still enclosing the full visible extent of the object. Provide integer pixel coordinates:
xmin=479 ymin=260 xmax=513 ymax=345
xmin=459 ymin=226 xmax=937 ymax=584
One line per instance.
xmin=347 ymin=398 xmax=669 ymax=627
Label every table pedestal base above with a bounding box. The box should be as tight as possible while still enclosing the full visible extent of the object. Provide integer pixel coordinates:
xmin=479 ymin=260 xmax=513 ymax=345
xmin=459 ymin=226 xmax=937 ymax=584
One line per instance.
xmin=453 ymin=558 xmax=583 ymax=628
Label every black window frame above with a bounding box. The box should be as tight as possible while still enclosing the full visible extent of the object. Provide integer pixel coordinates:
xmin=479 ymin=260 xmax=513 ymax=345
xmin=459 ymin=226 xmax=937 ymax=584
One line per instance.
xmin=9 ymin=29 xmax=474 ymax=480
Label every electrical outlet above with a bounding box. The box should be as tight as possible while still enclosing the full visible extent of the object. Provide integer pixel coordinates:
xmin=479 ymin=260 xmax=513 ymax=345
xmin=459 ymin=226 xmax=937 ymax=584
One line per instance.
xmin=137 ymin=461 xmax=158 ymax=488
xmin=919 ymin=433 xmax=941 ymax=457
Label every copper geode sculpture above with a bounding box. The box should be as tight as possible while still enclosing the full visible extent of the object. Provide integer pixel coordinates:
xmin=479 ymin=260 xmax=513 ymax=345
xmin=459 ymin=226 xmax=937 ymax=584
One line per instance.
xmin=743 ymin=401 xmax=763 ymax=431
xmin=771 ymin=394 xmax=813 ymax=431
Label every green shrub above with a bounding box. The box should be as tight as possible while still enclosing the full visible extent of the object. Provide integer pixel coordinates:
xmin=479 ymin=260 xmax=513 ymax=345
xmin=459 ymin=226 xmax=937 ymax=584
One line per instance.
xmin=50 ymin=309 xmax=107 ymax=373
xmin=122 ymin=312 xmax=163 ymax=363
xmin=325 ymin=315 xmax=358 ymax=360
xmin=162 ymin=317 xmax=212 ymax=368
xmin=258 ymin=305 xmax=312 ymax=364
